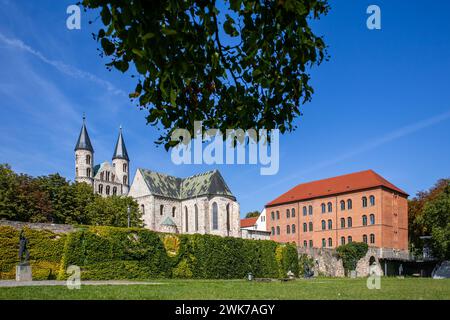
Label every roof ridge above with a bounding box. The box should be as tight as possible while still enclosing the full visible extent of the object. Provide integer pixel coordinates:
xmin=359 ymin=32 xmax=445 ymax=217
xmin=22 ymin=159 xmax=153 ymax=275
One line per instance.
xmin=291 ymin=169 xmax=373 ymax=189
xmin=266 ymin=170 xmax=408 ymax=207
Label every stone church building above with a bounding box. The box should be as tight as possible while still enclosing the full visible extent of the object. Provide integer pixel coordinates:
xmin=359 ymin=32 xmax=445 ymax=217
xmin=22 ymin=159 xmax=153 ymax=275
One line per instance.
xmin=128 ymin=169 xmax=241 ymax=237
xmin=74 ymin=116 xmax=241 ymax=237
xmin=74 ymin=116 xmax=130 ymax=196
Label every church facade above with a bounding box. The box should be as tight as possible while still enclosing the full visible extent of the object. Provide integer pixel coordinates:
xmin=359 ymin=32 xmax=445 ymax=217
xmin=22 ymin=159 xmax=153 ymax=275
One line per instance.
xmin=74 ymin=116 xmax=241 ymax=237
xmin=74 ymin=116 xmax=130 ymax=196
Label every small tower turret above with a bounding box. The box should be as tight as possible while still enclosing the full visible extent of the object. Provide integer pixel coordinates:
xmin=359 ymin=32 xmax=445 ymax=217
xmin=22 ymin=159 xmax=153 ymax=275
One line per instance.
xmin=74 ymin=114 xmax=94 ymax=186
xmin=112 ymin=126 xmax=130 ymax=194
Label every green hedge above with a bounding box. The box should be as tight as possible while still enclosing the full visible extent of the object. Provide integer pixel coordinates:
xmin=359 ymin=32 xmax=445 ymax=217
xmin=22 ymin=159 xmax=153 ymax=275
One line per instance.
xmin=0 ymin=225 xmax=298 ymax=280
xmin=0 ymin=226 xmax=66 ymax=280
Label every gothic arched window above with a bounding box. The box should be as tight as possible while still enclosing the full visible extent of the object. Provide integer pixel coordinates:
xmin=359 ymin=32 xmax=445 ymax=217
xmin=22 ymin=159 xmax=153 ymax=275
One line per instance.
xmin=286 ymin=209 xmax=290 ymax=219
xmin=141 ymin=204 xmax=145 ymax=214
xmin=185 ymin=206 xmax=189 ymax=232
xmin=309 ymin=222 xmax=313 ymax=232
xmin=226 ymin=204 xmax=230 ymax=234
xmin=328 ymin=237 xmax=332 ymax=247
xmin=123 ymin=175 xmax=127 ymax=185
xmin=123 ymin=163 xmax=127 ymax=172
xmin=160 ymin=205 xmax=164 ymax=216
xmin=291 ymin=224 xmax=296 ymax=234
xmin=172 ymin=207 xmax=176 ymax=217
xmin=370 ymin=233 xmax=375 ymax=244
xmin=340 ymin=200 xmax=345 ymax=211
xmin=370 ymin=195 xmax=375 ymax=206
xmin=370 ymin=214 xmax=375 ymax=225
xmin=286 ymin=225 xmax=290 ymax=234
xmin=303 ymin=223 xmax=307 ymax=232
xmin=341 ymin=218 xmax=345 ymax=228
xmin=303 ymin=206 xmax=307 ymax=216
xmin=321 ymin=220 xmax=326 ymax=230
xmin=86 ymin=168 xmax=91 ymax=178
xmin=106 ymin=185 xmax=110 ymax=195
xmin=309 ymin=205 xmax=313 ymax=215
xmin=348 ymin=236 xmax=353 ymax=243
xmin=347 ymin=217 xmax=353 ymax=228
xmin=328 ymin=219 xmax=332 ymax=230
xmin=98 ymin=184 xmax=103 ymax=194
xmin=363 ymin=234 xmax=368 ymax=244
xmin=212 ymin=202 xmax=218 ymax=230
xmin=327 ymin=202 xmax=332 ymax=212
xmin=321 ymin=203 xmax=326 ymax=213
xmin=86 ymin=154 xmax=91 ymax=165
xmin=194 ymin=204 xmax=199 ymax=232
xmin=341 ymin=237 xmax=346 ymax=245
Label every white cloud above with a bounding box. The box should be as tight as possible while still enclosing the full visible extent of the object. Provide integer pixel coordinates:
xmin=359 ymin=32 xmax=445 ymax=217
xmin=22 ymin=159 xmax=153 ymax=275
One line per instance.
xmin=0 ymin=32 xmax=126 ymax=97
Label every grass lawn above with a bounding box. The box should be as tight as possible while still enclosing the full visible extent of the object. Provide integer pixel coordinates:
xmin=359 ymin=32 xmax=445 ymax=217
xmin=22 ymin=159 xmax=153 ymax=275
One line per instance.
xmin=0 ymin=278 xmax=449 ymax=300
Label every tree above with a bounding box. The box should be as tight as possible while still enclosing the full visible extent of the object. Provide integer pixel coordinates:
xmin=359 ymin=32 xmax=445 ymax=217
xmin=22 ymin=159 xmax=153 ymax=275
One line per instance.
xmin=82 ymin=0 xmax=330 ymax=149
xmin=408 ymin=179 xmax=450 ymax=255
xmin=0 ymin=164 xmax=142 ymax=227
xmin=36 ymin=174 xmax=73 ymax=224
xmin=0 ymin=164 xmax=52 ymax=222
xmin=421 ymin=182 xmax=450 ymax=260
xmin=85 ymin=196 xmax=143 ymax=228
xmin=245 ymin=211 xmax=260 ymax=218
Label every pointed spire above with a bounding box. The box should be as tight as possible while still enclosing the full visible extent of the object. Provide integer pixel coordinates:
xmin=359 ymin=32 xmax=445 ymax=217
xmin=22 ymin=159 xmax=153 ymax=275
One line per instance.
xmin=74 ymin=114 xmax=94 ymax=152
xmin=112 ymin=126 xmax=129 ymax=161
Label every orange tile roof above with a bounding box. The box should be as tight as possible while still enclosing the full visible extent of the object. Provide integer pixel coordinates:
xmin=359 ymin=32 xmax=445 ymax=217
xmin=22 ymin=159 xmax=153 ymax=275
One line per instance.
xmin=266 ymin=170 xmax=408 ymax=207
xmin=240 ymin=217 xmax=258 ymax=228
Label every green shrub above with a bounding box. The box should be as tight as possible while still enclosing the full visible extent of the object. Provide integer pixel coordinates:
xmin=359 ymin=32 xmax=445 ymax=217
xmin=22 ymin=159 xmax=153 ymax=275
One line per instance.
xmin=336 ymin=242 xmax=368 ymax=274
xmin=2 ymin=225 xmax=298 ymax=280
xmin=298 ymin=254 xmax=314 ymax=277
xmin=0 ymin=226 xmax=66 ymax=280
xmin=275 ymin=243 xmax=299 ymax=278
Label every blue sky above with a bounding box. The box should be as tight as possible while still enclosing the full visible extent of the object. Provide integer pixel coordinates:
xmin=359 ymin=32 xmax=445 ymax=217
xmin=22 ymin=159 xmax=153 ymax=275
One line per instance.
xmin=1 ymin=0 xmax=449 ymax=216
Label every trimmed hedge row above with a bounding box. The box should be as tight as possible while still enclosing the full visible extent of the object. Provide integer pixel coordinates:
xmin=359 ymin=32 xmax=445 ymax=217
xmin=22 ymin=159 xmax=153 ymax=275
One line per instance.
xmin=0 ymin=226 xmax=66 ymax=280
xmin=0 ymin=225 xmax=299 ymax=280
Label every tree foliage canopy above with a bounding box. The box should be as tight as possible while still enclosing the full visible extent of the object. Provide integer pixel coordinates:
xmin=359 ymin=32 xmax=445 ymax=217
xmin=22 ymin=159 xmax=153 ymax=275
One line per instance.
xmin=0 ymin=164 xmax=142 ymax=227
xmin=421 ymin=182 xmax=450 ymax=260
xmin=245 ymin=210 xmax=260 ymax=218
xmin=408 ymin=178 xmax=450 ymax=258
xmin=82 ymin=0 xmax=329 ymax=149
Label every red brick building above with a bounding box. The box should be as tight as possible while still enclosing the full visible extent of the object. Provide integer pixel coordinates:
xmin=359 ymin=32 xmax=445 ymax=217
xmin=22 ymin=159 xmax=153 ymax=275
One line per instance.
xmin=265 ymin=170 xmax=409 ymax=250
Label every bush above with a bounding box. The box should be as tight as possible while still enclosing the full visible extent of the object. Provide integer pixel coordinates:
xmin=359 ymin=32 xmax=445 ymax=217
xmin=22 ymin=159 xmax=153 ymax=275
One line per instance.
xmin=298 ymin=254 xmax=314 ymax=277
xmin=0 ymin=226 xmax=66 ymax=280
xmin=336 ymin=242 xmax=368 ymax=275
xmin=1 ymin=225 xmax=298 ymax=280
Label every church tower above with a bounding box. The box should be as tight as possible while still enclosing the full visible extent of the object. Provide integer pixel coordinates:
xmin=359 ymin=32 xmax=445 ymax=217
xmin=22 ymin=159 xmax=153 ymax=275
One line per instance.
xmin=74 ymin=115 xmax=94 ymax=186
xmin=112 ymin=126 xmax=130 ymax=194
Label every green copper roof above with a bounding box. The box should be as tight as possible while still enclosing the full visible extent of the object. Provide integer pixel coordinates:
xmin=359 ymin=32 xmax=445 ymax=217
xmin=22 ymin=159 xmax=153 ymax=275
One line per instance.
xmin=161 ymin=217 xmax=177 ymax=226
xmin=139 ymin=168 xmax=234 ymax=200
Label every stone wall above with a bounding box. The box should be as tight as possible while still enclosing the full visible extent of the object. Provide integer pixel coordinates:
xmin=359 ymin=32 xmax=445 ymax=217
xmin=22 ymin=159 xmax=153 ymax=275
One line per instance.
xmin=0 ymin=220 xmax=75 ymax=234
xmin=297 ymin=246 xmax=385 ymax=277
